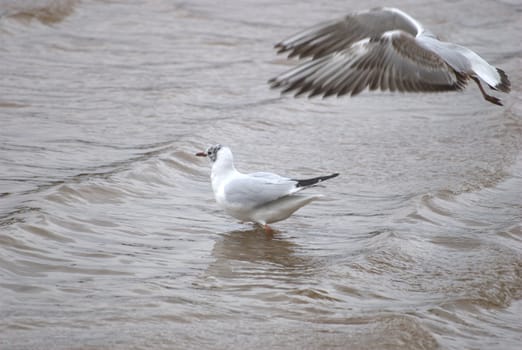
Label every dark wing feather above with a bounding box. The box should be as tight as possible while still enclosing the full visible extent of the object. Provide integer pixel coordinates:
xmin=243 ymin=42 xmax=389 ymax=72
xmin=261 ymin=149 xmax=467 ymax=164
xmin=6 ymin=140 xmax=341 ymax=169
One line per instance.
xmin=275 ymin=7 xmax=421 ymax=60
xmin=270 ymin=32 xmax=468 ymax=98
xmin=495 ymin=68 xmax=511 ymax=93
xmin=292 ymin=173 xmax=339 ymax=188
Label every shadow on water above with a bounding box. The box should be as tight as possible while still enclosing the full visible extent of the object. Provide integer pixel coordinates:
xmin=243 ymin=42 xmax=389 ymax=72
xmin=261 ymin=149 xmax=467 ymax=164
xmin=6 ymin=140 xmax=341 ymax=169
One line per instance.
xmin=196 ymin=227 xmax=340 ymax=298
xmin=197 ymin=227 xmax=344 ymax=307
xmin=208 ymin=227 xmax=314 ymax=276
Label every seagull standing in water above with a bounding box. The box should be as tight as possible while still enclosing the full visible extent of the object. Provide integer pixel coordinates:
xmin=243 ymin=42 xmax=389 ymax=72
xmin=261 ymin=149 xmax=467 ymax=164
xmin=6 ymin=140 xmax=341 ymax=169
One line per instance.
xmin=196 ymin=144 xmax=339 ymax=232
xmin=269 ymin=7 xmax=511 ymax=105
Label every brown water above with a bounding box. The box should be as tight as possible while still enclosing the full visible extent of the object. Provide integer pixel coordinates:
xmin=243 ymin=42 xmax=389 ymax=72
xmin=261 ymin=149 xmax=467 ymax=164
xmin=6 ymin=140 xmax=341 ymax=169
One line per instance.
xmin=1 ymin=0 xmax=521 ymax=349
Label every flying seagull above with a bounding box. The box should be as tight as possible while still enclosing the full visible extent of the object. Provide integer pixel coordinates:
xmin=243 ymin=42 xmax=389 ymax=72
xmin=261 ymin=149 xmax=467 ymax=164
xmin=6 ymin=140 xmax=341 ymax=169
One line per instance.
xmin=269 ymin=7 xmax=511 ymax=105
xmin=196 ymin=144 xmax=339 ymax=232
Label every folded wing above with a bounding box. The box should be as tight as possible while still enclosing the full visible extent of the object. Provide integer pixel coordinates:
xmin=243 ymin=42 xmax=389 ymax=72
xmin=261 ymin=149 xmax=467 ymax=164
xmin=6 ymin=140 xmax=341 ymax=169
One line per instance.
xmin=224 ymin=175 xmax=300 ymax=209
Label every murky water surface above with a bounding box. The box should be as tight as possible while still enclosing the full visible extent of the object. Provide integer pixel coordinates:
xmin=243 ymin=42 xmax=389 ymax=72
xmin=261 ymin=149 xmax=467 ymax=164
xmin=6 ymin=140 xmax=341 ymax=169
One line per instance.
xmin=1 ymin=0 xmax=521 ymax=349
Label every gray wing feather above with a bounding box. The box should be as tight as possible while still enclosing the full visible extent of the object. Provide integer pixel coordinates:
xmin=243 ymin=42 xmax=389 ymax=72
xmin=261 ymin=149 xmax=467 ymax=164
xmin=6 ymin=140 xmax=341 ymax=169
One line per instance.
xmin=417 ymin=37 xmax=472 ymax=73
xmin=271 ymin=32 xmax=468 ymax=98
xmin=248 ymin=172 xmax=291 ymax=181
xmin=224 ymin=176 xmax=300 ymax=208
xmin=275 ymin=8 xmax=421 ymax=60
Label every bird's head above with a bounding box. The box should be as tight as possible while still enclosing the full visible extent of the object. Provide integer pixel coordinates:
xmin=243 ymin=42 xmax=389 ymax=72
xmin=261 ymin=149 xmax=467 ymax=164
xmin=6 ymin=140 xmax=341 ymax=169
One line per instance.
xmin=196 ymin=144 xmax=223 ymax=163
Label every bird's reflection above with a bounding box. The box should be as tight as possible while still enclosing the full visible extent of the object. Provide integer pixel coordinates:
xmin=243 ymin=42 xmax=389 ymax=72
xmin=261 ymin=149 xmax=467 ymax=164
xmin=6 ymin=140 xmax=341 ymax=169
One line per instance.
xmin=205 ymin=227 xmax=316 ymax=283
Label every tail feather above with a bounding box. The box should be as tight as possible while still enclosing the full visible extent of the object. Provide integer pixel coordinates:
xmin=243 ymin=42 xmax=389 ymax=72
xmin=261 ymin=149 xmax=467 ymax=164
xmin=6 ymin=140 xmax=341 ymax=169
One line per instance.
xmin=293 ymin=173 xmax=339 ymax=188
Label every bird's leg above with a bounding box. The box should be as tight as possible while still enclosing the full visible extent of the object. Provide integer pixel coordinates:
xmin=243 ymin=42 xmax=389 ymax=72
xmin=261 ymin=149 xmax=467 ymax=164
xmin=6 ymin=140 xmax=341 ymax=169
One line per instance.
xmin=471 ymin=76 xmax=502 ymax=106
xmin=263 ymin=224 xmax=274 ymax=235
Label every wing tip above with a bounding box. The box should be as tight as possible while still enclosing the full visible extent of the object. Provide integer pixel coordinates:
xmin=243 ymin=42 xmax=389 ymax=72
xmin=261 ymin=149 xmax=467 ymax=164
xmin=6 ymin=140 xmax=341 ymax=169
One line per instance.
xmin=495 ymin=68 xmax=511 ymax=93
xmin=293 ymin=173 xmax=340 ymax=188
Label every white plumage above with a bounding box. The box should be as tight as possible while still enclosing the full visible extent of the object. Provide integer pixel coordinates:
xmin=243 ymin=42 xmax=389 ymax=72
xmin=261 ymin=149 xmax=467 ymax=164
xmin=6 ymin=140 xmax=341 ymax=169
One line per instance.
xmin=196 ymin=144 xmax=339 ymax=232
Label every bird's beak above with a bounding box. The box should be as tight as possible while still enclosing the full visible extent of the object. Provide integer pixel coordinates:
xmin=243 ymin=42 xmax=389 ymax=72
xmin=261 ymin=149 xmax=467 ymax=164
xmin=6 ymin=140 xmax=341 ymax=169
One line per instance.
xmin=195 ymin=151 xmax=207 ymax=157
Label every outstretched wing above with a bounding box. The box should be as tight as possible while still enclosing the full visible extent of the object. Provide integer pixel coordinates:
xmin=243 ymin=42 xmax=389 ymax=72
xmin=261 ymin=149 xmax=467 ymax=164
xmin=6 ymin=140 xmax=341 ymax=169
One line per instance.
xmin=270 ymin=31 xmax=467 ymax=98
xmin=274 ymin=7 xmax=422 ymax=60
